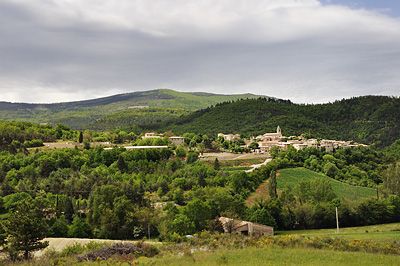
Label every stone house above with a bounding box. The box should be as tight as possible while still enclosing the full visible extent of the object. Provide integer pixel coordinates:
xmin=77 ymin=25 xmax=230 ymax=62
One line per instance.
xmin=142 ymin=132 xmax=161 ymax=140
xmin=218 ymin=133 xmax=241 ymax=141
xmin=169 ymin=136 xmax=185 ymax=146
xmin=219 ymin=217 xmax=274 ymax=236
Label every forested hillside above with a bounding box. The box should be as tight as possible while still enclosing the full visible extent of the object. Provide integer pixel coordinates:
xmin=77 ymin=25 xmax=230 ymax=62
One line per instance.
xmin=0 ymin=121 xmax=74 ymax=153
xmin=86 ymin=108 xmax=192 ymax=131
xmin=0 ymin=89 xmax=260 ymax=129
xmin=146 ymin=96 xmax=400 ymax=147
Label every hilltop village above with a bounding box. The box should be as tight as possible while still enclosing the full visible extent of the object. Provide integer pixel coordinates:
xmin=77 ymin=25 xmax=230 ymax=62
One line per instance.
xmin=138 ymin=126 xmax=366 ymax=154
xmin=218 ymin=126 xmax=366 ymax=154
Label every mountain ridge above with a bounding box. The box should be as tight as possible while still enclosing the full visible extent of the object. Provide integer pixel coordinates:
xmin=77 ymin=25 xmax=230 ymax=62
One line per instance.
xmin=0 ymin=89 xmax=264 ymax=128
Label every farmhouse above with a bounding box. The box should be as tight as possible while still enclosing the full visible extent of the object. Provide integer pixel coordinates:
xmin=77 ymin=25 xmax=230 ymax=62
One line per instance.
xmin=219 ymin=217 xmax=274 ymax=236
xmin=142 ymin=132 xmax=161 ymax=140
xmin=169 ymin=136 xmax=185 ymax=146
xmin=218 ymin=133 xmax=241 ymax=141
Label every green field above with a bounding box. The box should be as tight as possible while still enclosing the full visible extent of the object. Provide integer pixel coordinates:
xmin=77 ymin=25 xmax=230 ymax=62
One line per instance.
xmin=222 ymin=166 xmax=253 ymax=172
xmin=277 ymin=222 xmax=400 ymax=243
xmin=277 ymin=168 xmax=376 ymax=200
xmin=134 ymin=247 xmax=400 ymax=266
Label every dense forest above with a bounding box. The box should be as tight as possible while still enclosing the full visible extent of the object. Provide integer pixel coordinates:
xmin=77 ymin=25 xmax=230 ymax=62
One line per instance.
xmin=137 ymin=96 xmax=400 ymax=148
xmin=0 ymin=139 xmax=399 ymax=245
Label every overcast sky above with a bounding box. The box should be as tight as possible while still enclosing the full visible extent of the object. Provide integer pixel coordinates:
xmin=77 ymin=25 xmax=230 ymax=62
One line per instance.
xmin=1 ymin=0 xmax=400 ymax=104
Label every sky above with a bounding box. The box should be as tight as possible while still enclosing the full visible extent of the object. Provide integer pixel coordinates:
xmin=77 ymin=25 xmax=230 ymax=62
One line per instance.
xmin=1 ymin=0 xmax=400 ymax=104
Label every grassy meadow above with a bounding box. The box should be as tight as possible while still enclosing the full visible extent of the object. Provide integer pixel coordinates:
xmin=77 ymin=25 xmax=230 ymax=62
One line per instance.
xmin=277 ymin=222 xmax=400 ymax=243
xmin=135 ymin=247 xmax=400 ymax=266
xmin=277 ymin=167 xmax=376 ymax=200
xmin=247 ymin=167 xmax=376 ymax=207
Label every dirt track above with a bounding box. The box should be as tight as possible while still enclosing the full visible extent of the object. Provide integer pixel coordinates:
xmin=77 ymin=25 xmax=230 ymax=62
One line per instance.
xmin=200 ymin=152 xmax=269 ymax=161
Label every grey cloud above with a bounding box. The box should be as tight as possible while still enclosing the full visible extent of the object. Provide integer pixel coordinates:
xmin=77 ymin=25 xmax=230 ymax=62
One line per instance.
xmin=0 ymin=0 xmax=399 ymax=103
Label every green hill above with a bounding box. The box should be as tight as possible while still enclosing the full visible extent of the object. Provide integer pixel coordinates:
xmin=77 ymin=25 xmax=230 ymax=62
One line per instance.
xmin=149 ymin=95 xmax=400 ymax=147
xmin=86 ymin=107 xmax=192 ymax=131
xmin=277 ymin=168 xmax=376 ymax=200
xmin=0 ymin=89 xmax=262 ymax=129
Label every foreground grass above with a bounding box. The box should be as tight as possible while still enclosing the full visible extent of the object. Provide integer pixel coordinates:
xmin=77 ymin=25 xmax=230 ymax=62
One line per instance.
xmin=59 ymin=246 xmax=400 ymax=266
xmin=277 ymin=222 xmax=400 ymax=243
xmin=9 ymin=230 xmax=400 ymax=266
xmin=277 ymin=168 xmax=376 ymax=200
xmin=135 ymin=246 xmax=400 ymax=266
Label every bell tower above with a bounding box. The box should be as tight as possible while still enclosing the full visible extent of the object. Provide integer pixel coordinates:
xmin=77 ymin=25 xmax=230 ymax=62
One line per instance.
xmin=277 ymin=126 xmax=281 ymax=135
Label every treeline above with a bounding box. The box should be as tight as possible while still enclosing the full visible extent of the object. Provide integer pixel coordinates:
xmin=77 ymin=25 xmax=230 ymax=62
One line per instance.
xmin=137 ymin=95 xmax=400 ymax=148
xmin=268 ymin=143 xmax=398 ymax=188
xmin=244 ymin=142 xmax=400 ymax=230
xmin=0 ymin=141 xmax=399 ymax=244
xmin=0 ymin=121 xmax=75 ymax=153
xmin=0 ymin=146 xmax=266 ymax=241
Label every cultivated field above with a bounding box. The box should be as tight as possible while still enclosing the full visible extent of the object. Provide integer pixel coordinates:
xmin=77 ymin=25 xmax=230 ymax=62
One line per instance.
xmin=277 ymin=167 xmax=376 ymax=200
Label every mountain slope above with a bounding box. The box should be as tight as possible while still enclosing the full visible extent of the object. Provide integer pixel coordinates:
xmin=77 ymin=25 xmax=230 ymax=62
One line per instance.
xmin=146 ymin=96 xmax=399 ymax=147
xmin=0 ymin=89 xmax=262 ymax=129
xmin=86 ymin=107 xmax=192 ymax=131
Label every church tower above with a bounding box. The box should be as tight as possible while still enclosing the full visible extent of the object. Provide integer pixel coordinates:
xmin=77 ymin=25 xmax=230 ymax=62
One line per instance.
xmin=277 ymin=126 xmax=281 ymax=135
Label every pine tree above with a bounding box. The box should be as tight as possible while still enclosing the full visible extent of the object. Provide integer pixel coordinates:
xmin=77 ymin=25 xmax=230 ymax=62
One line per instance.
xmin=5 ymin=199 xmax=48 ymax=260
xmin=79 ymin=131 xmax=83 ymax=143
xmin=213 ymin=158 xmax=221 ymax=170
xmin=268 ymin=170 xmax=277 ymax=199
xmin=117 ymin=155 xmax=127 ymax=172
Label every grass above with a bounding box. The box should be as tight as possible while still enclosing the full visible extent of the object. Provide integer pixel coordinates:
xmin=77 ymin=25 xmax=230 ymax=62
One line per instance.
xmin=247 ymin=167 xmax=376 ymax=208
xmin=222 ymin=166 xmax=253 ymax=172
xmin=9 ymin=223 xmax=400 ymax=265
xmin=69 ymin=246 xmax=400 ymax=266
xmin=277 ymin=168 xmax=376 ymax=200
xmin=277 ymin=222 xmax=400 ymax=243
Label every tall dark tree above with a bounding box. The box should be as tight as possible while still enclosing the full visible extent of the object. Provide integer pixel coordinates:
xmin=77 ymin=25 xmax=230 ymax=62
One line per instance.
xmin=5 ymin=199 xmax=48 ymax=261
xmin=63 ymin=196 xmax=75 ymax=223
xmin=78 ymin=131 xmax=83 ymax=143
xmin=117 ymin=155 xmax=127 ymax=172
xmin=268 ymin=170 xmax=277 ymax=199
xmin=213 ymin=158 xmax=221 ymax=170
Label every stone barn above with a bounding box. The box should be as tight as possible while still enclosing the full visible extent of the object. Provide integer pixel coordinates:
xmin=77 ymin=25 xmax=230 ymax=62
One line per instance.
xmin=219 ymin=217 xmax=274 ymax=236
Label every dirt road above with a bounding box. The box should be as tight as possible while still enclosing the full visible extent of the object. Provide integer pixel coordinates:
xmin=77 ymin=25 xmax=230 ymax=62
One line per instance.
xmin=199 ymin=152 xmax=269 ymax=161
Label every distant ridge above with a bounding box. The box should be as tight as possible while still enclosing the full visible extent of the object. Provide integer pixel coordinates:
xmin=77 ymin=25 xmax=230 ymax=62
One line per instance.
xmin=0 ymin=89 xmax=264 ymax=128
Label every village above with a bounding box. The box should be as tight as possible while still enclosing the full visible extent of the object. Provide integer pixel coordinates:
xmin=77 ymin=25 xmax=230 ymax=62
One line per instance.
xmin=218 ymin=126 xmax=366 ymax=154
xmin=140 ymin=126 xmax=366 ymax=154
